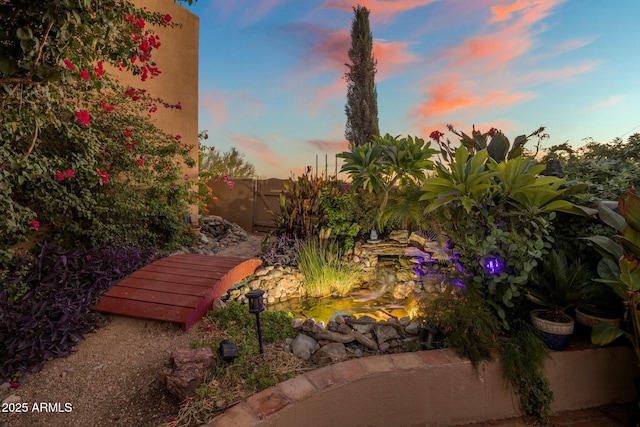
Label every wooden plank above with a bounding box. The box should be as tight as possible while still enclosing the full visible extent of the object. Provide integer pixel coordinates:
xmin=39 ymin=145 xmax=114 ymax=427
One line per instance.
xmin=104 ymin=287 xmax=202 ymax=308
xmin=139 ymin=265 xmax=231 ymax=279
xmin=97 ymin=297 xmax=193 ymax=324
xmin=128 ymin=270 xmax=220 ymax=286
xmin=112 ymin=278 xmax=210 ymax=295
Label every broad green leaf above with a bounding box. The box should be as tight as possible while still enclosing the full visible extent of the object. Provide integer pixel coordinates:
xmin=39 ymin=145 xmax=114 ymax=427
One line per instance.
xmin=582 ymin=236 xmax=623 ymax=261
xmin=591 ymin=322 xmax=626 ymax=346
xmin=619 ymin=257 xmax=640 ymax=292
xmin=597 ymin=201 xmax=626 ymax=233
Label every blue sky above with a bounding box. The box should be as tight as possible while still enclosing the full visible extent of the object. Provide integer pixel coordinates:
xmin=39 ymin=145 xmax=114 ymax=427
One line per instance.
xmin=183 ymin=0 xmax=640 ymax=179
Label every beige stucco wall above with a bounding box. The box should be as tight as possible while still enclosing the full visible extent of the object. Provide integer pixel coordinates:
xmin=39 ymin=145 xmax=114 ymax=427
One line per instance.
xmin=123 ymin=0 xmax=200 ymax=221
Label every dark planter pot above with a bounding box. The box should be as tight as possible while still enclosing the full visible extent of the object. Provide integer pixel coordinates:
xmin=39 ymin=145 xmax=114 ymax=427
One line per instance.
xmin=575 ymin=307 xmax=622 ymax=342
xmin=530 ymin=309 xmax=574 ymax=351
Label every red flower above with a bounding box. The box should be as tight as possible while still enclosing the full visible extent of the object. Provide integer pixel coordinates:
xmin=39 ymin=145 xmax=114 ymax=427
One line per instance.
xmin=55 ymin=171 xmax=65 ymax=181
xmin=162 ymin=14 xmax=172 ymax=24
xmin=204 ymin=133 xmax=209 ymax=140
xmin=31 ymin=220 xmax=40 ymax=231
xmin=125 ymin=128 xmax=132 ymax=138
xmin=175 ymin=135 xmax=182 ymax=141
xmin=63 ymin=58 xmax=75 ymax=71
xmin=79 ymin=70 xmax=89 ymax=81
xmin=86 ymin=255 xmax=92 ymax=261
xmin=488 ymin=127 xmax=498 ymax=137
xmin=64 ymin=169 xmax=75 ymax=178
xmin=94 ymin=61 xmax=104 ymax=78
xmin=10 ymin=382 xmax=20 ymax=389
xmin=102 ymin=101 xmax=114 ymax=112
xmin=75 ymin=110 xmax=90 ymax=126
xmin=430 ymin=130 xmax=444 ymax=142
xmin=136 ymin=17 xmax=145 ymax=30
xmin=137 ymin=158 xmax=144 ymax=166
xmin=96 ymin=170 xmax=109 ymax=184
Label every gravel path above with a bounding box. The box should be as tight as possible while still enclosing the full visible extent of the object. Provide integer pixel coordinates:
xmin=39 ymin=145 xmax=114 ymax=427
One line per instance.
xmin=0 ymin=233 xmax=264 ymax=427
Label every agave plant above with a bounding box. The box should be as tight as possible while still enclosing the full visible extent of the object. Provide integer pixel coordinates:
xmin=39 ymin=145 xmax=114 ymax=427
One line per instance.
xmin=583 ymin=190 xmax=640 ymax=364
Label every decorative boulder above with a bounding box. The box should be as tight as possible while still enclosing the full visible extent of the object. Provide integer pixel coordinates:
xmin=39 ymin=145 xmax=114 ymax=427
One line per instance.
xmin=312 ymin=342 xmax=347 ymax=365
xmin=161 ymin=348 xmax=215 ymax=401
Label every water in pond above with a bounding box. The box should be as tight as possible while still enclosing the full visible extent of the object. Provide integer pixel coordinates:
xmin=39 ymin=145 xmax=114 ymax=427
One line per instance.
xmin=266 ymin=289 xmax=411 ymax=324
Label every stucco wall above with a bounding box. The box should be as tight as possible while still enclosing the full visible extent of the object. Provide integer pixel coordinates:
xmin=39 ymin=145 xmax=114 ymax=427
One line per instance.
xmin=124 ymin=0 xmax=200 ymax=221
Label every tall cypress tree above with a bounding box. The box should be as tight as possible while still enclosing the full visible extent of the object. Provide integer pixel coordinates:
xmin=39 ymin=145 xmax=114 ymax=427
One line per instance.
xmin=345 ymin=5 xmax=380 ymax=148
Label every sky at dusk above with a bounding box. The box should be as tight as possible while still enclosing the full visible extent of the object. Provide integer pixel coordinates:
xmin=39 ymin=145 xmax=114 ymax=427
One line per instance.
xmin=183 ymin=0 xmax=640 ymax=179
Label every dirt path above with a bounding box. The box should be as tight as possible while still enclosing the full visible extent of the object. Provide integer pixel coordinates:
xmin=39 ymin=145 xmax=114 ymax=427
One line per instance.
xmin=0 ymin=235 xmax=264 ymax=427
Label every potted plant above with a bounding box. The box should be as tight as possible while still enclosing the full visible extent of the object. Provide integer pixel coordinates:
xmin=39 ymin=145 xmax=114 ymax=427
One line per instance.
xmin=526 ymin=249 xmax=595 ymax=350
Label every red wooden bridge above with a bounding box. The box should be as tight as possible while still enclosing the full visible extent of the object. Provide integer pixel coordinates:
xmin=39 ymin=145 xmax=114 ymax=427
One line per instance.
xmin=95 ymin=254 xmax=261 ymax=330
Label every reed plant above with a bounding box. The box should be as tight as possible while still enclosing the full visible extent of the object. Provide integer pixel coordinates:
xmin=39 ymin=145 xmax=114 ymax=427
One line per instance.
xmin=296 ymin=238 xmax=361 ymax=298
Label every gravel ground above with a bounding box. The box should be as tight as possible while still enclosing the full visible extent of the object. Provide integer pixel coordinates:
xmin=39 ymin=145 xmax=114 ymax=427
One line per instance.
xmin=0 ymin=234 xmax=264 ymax=427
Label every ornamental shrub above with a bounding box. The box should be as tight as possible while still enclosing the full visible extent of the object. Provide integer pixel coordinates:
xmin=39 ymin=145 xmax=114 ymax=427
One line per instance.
xmin=0 ymin=1 xmax=197 ymax=269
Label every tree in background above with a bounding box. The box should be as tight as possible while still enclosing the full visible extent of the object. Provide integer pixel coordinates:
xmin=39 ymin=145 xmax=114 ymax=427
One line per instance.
xmin=344 ymin=5 xmax=379 ymax=148
xmin=199 ymin=146 xmax=256 ymax=178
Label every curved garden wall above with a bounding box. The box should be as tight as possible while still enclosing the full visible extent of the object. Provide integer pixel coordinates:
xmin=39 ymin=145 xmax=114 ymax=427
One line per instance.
xmin=204 ymin=345 xmax=636 ymax=427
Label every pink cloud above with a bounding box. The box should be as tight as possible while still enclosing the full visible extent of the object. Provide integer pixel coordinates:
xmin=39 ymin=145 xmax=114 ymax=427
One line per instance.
xmin=373 ymin=40 xmax=419 ymax=79
xmin=322 ymin=0 xmax=436 ymax=18
xmin=200 ymin=90 xmax=264 ymax=129
xmin=228 ymin=133 xmax=281 ymax=169
xmin=410 ymin=0 xmax=586 ymax=129
xmin=585 ymin=95 xmax=624 ymax=111
xmin=307 ymin=139 xmax=350 ymax=152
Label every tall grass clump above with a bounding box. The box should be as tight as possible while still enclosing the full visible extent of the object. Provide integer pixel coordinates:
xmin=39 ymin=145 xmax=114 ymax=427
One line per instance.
xmin=296 ymin=238 xmax=361 ymax=298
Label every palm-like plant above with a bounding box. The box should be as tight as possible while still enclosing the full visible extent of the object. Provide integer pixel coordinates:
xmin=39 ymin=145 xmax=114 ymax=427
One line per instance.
xmin=338 ymin=133 xmax=438 ymax=213
xmin=526 ymin=250 xmax=595 ymax=320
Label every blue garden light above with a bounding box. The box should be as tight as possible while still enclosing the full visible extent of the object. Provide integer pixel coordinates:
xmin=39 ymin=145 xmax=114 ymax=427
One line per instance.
xmin=484 ymin=256 xmax=505 ymax=275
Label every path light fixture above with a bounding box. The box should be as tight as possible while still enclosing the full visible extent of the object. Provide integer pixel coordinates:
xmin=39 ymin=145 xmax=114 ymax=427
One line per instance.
xmin=218 ymin=339 xmax=239 ymax=362
xmin=246 ymin=289 xmax=265 ymax=354
xmin=422 ymin=327 xmax=439 ymax=350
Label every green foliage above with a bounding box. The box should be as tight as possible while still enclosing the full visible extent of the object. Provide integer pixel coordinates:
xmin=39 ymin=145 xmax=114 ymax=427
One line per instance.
xmin=0 ymin=1 xmax=196 ymax=268
xmin=525 ymin=250 xmax=595 ymax=315
xmin=319 ymin=184 xmax=360 ymax=249
xmin=344 ymin=5 xmax=379 ymax=147
xmin=420 ymin=135 xmax=578 ymax=329
xmin=422 ymin=289 xmax=501 ymax=367
xmin=199 ymin=146 xmax=255 ymax=179
xmin=338 ymin=133 xmax=438 ymax=216
xmin=543 ymin=135 xmax=640 ymax=203
xmin=500 ymin=323 xmax=553 ymax=424
xmin=296 ymin=238 xmax=362 ymax=297
xmin=583 ymin=191 xmax=640 ymax=365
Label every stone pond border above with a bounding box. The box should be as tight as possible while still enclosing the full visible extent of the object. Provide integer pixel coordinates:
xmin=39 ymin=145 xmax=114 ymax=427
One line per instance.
xmin=203 ymin=344 xmax=636 ymax=427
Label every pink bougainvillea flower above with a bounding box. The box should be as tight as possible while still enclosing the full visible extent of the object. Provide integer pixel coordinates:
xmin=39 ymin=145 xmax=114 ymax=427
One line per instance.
xmin=10 ymin=382 xmax=20 ymax=389
xmin=31 ymin=220 xmax=40 ymax=231
xmin=206 ymin=325 xmax=212 ymax=332
xmin=86 ymin=255 xmax=92 ymax=261
xmin=64 ymin=169 xmax=75 ymax=178
xmin=137 ymin=158 xmax=144 ymax=166
xmin=102 ymin=101 xmax=114 ymax=112
xmin=162 ymin=14 xmax=172 ymax=24
xmin=94 ymin=61 xmax=104 ymax=78
xmin=136 ymin=17 xmax=145 ymax=30
xmin=174 ymin=135 xmax=182 ymax=141
xmin=75 ymin=110 xmax=90 ymax=126
xmin=79 ymin=70 xmax=89 ymax=81
xmin=125 ymin=128 xmax=132 ymax=138
xmin=63 ymin=58 xmax=75 ymax=71
xmin=96 ymin=170 xmax=109 ymax=184
xmin=55 ymin=171 xmax=65 ymax=181
xmin=429 ymin=130 xmax=444 ymax=142
xmin=226 ymin=181 xmax=235 ymax=188
xmin=126 ymin=144 xmax=133 ymax=151
xmin=203 ymin=133 xmax=209 ymax=140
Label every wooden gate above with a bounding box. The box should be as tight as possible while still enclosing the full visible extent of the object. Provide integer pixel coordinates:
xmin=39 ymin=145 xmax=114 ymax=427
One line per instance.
xmin=206 ymin=177 xmax=285 ymax=233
